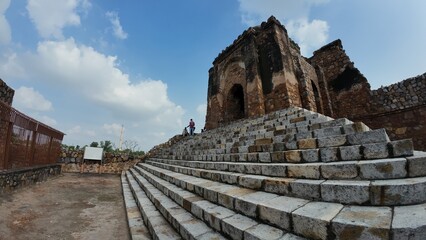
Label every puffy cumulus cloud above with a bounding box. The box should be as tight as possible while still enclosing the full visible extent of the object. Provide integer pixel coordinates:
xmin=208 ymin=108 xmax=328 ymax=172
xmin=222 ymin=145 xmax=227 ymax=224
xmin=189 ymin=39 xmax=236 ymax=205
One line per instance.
xmin=106 ymin=11 xmax=128 ymax=40
xmin=196 ymin=103 xmax=206 ymax=117
xmin=286 ymin=19 xmax=329 ymax=56
xmin=13 ymin=86 xmax=53 ymax=112
xmin=1 ymin=38 xmax=184 ymax=135
xmin=0 ymin=0 xmax=11 ymax=44
xmin=26 ymin=0 xmax=90 ymax=39
xmin=237 ymin=0 xmax=329 ymax=55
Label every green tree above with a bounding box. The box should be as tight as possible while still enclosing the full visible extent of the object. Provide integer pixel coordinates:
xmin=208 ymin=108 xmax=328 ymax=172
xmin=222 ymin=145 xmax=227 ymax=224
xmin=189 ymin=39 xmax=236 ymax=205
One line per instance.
xmin=90 ymin=142 xmax=99 ymax=147
xmin=100 ymin=140 xmax=114 ymax=152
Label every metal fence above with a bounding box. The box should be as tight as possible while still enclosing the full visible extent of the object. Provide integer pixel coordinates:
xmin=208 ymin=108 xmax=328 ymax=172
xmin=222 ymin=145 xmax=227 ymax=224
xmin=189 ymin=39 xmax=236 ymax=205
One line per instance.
xmin=0 ymin=100 xmax=64 ymax=170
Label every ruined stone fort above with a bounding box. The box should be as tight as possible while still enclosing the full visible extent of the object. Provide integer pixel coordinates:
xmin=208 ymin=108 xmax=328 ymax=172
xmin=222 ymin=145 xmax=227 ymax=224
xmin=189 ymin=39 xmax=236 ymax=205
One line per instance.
xmin=206 ymin=16 xmax=426 ymax=151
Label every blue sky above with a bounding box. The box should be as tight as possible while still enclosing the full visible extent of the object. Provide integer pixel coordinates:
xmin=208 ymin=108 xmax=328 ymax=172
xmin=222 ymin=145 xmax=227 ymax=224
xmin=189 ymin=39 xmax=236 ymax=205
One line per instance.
xmin=1 ymin=0 xmax=425 ymax=151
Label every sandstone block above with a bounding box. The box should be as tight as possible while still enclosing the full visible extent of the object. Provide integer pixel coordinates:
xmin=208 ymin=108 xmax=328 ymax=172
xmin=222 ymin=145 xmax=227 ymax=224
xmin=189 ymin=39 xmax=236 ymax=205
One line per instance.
xmin=264 ymin=178 xmax=294 ymax=195
xmin=363 ymin=142 xmax=390 ymax=159
xmin=292 ymin=202 xmax=343 ymax=240
xmin=271 ymin=151 xmax=285 ymax=163
xmin=392 ymin=203 xmax=426 ymax=240
xmin=285 ymin=150 xmax=302 ymax=163
xmin=179 ymin=218 xmax=213 ymax=240
xmin=273 ymin=143 xmax=286 ymax=152
xmin=358 ymin=158 xmax=407 ymax=179
xmin=320 ymin=118 xmax=352 ymax=128
xmin=217 ymin=187 xmax=254 ymax=210
xmin=255 ymin=138 xmax=273 ymax=145
xmin=258 ymin=196 xmax=309 ymax=231
xmin=332 ymin=206 xmax=392 ymax=240
xmin=297 ymin=138 xmax=317 ymax=149
xmin=321 ymin=180 xmax=370 ymax=204
xmin=287 ymin=163 xmax=321 ymax=179
xmin=321 ymin=161 xmax=358 ymax=179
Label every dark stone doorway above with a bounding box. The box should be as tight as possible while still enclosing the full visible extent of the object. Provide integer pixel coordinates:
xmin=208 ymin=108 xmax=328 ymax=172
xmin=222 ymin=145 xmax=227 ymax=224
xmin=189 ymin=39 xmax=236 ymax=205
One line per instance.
xmin=225 ymin=84 xmax=245 ymax=121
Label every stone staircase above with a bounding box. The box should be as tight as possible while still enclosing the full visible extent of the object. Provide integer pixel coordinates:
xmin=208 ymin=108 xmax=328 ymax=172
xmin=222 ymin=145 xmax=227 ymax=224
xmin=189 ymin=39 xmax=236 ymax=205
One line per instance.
xmin=121 ymin=107 xmax=426 ymax=240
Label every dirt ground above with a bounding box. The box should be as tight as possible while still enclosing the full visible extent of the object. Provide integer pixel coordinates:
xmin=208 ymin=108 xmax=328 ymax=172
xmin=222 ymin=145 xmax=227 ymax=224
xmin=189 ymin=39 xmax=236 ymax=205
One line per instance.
xmin=0 ymin=173 xmax=130 ymax=240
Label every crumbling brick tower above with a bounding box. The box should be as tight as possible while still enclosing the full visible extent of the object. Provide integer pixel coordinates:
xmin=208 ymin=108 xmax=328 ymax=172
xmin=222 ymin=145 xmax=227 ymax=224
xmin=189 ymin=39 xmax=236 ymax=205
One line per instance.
xmin=206 ymin=16 xmax=332 ymax=129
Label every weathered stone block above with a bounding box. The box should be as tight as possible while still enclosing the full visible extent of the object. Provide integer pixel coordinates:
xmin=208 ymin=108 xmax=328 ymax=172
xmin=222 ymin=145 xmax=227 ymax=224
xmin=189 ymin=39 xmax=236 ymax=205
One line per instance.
xmin=203 ymin=205 xmax=235 ymax=232
xmin=238 ymin=175 xmax=268 ymax=190
xmin=392 ymin=203 xmax=426 ymax=240
xmin=390 ymin=139 xmax=414 ymax=157
xmin=339 ymin=145 xmax=362 ymax=161
xmin=297 ymin=138 xmax=317 ymax=149
xmin=255 ymin=138 xmax=273 ymax=145
xmin=287 ymin=163 xmax=321 ymax=179
xmin=261 ymin=164 xmax=287 ymax=177
xmin=290 ymin=179 xmax=324 ymax=200
xmin=370 ymin=177 xmax=426 ymax=205
xmin=285 ymin=150 xmax=302 ymax=163
xmin=358 ymin=158 xmax=407 ymax=179
xmin=317 ymin=135 xmax=347 ymax=148
xmin=363 ymin=142 xmax=390 ymax=159
xmin=313 ymin=126 xmax=342 ymax=138
xmin=292 ymin=202 xmax=343 ymax=240
xmin=301 ymin=149 xmax=319 ymax=162
xmin=247 ymin=153 xmax=259 ymax=162
xmin=258 ymin=152 xmax=271 ymax=162
xmin=347 ymin=129 xmax=390 ymax=145
xmin=217 ymin=187 xmax=254 ymax=210
xmin=244 ymin=224 xmax=285 ymax=240
xmin=407 ymin=152 xmax=426 ymax=177
xmin=271 ymin=151 xmax=285 ymax=163
xmin=221 ymin=214 xmax=258 ymax=240
xmin=321 ymin=180 xmax=370 ymax=204
xmin=258 ymin=196 xmax=308 ymax=231
xmin=332 ymin=206 xmax=392 ymax=240
xmin=321 ymin=161 xmax=358 ymax=179
xmin=263 ymin=178 xmax=294 ymax=195
xmin=320 ymin=147 xmax=339 ymax=162
xmin=234 ymin=191 xmax=279 ymax=218
xmin=342 ymin=122 xmax=370 ymax=134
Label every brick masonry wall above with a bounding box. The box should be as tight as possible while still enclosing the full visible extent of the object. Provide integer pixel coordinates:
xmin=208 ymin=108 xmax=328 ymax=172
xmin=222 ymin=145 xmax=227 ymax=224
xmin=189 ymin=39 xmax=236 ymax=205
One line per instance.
xmin=0 ymin=164 xmax=61 ymax=193
xmin=0 ymin=79 xmax=14 ymax=106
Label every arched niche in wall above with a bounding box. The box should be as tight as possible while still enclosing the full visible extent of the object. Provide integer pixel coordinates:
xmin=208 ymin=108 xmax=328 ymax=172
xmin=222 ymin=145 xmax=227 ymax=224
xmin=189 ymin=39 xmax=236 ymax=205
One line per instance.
xmin=225 ymin=84 xmax=245 ymax=122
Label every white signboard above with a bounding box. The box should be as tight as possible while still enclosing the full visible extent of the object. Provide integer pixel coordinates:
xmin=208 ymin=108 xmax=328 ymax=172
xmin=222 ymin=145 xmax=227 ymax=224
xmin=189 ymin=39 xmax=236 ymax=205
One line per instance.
xmin=83 ymin=147 xmax=104 ymax=161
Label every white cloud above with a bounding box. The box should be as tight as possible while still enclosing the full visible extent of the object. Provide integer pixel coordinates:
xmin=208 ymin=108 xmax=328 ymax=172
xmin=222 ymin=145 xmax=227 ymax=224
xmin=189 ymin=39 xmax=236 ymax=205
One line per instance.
xmin=196 ymin=103 xmax=206 ymax=118
xmin=1 ymin=38 xmax=185 ymax=148
xmin=37 ymin=115 xmax=57 ymax=126
xmin=13 ymin=86 xmax=53 ymax=112
xmin=26 ymin=0 xmax=89 ymax=39
xmin=286 ymin=19 xmax=329 ymax=56
xmin=237 ymin=0 xmax=329 ymax=55
xmin=106 ymin=11 xmax=128 ymax=40
xmin=0 ymin=0 xmax=11 ymax=44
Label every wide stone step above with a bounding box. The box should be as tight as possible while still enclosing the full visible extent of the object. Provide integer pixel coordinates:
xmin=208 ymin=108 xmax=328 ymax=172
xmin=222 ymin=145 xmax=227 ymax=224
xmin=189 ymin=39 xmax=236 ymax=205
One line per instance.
xmin=127 ymin=169 xmax=226 ymax=240
xmin=121 ymin=172 xmax=151 ymax=240
xmin=144 ymin=159 xmax=426 ymax=206
xmin=136 ymin=163 xmax=426 ymax=239
xmin=131 ymin=165 xmax=304 ymax=240
xmin=149 ymin=150 xmax=426 ymax=180
xmin=125 ymin=171 xmax=182 ymax=240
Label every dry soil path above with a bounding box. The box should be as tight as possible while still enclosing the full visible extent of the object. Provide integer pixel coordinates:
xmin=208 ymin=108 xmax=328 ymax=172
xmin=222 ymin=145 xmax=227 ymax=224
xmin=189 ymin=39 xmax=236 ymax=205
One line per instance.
xmin=0 ymin=173 xmax=130 ymax=240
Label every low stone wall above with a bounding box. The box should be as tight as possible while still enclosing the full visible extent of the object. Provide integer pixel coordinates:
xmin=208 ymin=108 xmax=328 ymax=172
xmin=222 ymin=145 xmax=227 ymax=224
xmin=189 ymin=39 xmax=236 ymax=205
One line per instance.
xmin=61 ymin=159 xmax=140 ymax=174
xmin=60 ymin=150 xmax=144 ymax=174
xmin=0 ymin=164 xmax=61 ymax=193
